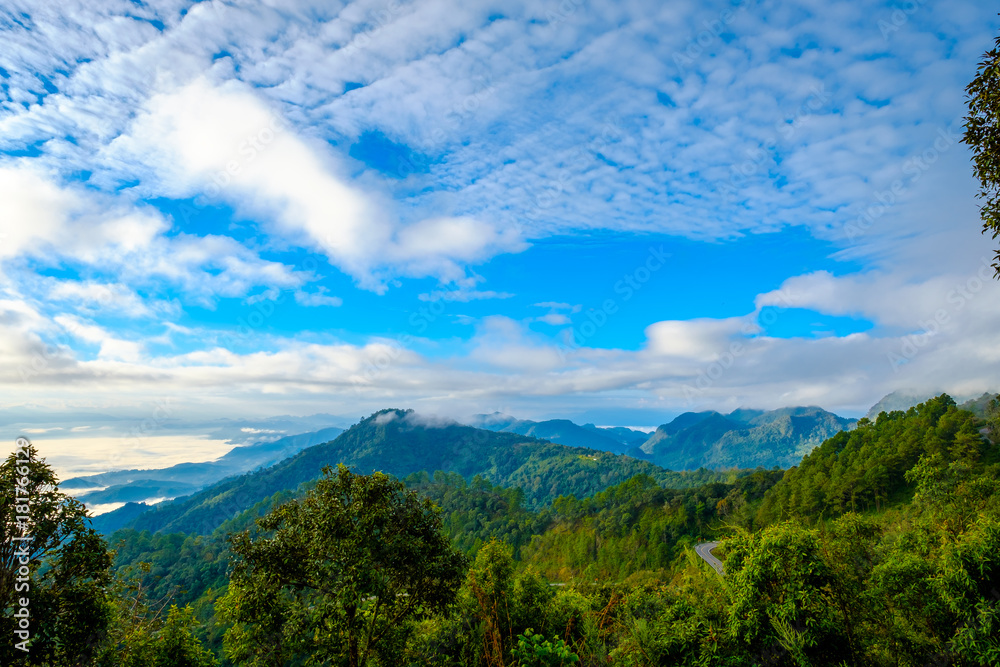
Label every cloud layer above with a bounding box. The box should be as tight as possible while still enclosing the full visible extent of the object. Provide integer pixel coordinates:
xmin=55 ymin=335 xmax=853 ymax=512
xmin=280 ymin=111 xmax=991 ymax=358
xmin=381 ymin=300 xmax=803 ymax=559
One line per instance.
xmin=1 ymin=0 xmax=999 ymax=432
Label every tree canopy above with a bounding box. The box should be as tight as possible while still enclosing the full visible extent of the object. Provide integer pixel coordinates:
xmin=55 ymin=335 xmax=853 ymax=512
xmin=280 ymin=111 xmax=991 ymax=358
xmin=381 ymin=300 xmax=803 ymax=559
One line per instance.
xmin=964 ymin=30 xmax=1000 ymax=277
xmin=219 ymin=463 xmax=468 ymax=667
xmin=0 ymin=440 xmax=113 ymax=665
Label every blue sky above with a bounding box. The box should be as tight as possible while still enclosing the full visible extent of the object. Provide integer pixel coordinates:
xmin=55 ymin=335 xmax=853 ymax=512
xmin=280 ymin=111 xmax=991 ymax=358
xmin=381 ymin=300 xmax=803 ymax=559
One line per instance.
xmin=2 ymin=0 xmax=1000 ymax=442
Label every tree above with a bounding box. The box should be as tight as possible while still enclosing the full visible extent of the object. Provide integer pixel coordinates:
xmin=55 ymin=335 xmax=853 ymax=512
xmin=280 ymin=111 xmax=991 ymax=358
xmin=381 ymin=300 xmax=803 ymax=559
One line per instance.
xmin=148 ymin=605 xmax=219 ymax=667
xmin=511 ymin=628 xmax=580 ymax=667
xmin=464 ymin=538 xmax=517 ymax=666
xmin=0 ymin=440 xmax=114 ymax=666
xmin=91 ymin=557 xmax=220 ymax=667
xmin=985 ymin=395 xmax=1000 ymax=444
xmin=219 ymin=464 xmax=468 ymax=667
xmin=964 ymin=30 xmax=1000 ymax=277
xmin=725 ymin=522 xmax=854 ymax=666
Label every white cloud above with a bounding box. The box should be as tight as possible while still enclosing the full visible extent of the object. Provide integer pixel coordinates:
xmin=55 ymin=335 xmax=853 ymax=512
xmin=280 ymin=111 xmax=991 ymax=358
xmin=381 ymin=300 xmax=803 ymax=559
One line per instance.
xmin=374 ymin=411 xmax=398 ymax=425
xmin=54 ymin=314 xmax=145 ymax=362
xmin=294 ymin=289 xmax=344 ymax=307
xmin=0 ymin=165 xmax=305 ymax=308
xmin=418 ymin=288 xmax=515 ymax=302
xmin=0 ymin=0 xmax=998 ymax=431
xmin=644 ymin=317 xmax=756 ymax=361
xmin=535 ymin=313 xmax=571 ymax=325
xmin=45 ymin=280 xmax=159 ymax=318
xmin=108 ymin=77 xmax=527 ymax=290
xmin=0 ymin=291 xmax=998 ymax=427
xmin=530 ymin=301 xmax=581 ymax=326
xmin=0 ymin=165 xmax=166 ymax=262
xmin=756 ymin=257 xmax=1000 ymax=332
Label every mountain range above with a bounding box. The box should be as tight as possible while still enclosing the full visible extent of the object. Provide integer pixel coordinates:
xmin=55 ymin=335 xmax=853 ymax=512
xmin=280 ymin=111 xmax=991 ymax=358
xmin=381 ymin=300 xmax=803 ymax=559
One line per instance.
xmin=467 ymin=406 xmax=857 ymax=471
xmin=466 ymin=413 xmax=649 ymax=454
xmin=91 ymin=409 xmax=729 ymax=536
xmin=639 ymin=406 xmax=857 ymax=470
xmin=70 ymin=391 xmax=997 ymax=521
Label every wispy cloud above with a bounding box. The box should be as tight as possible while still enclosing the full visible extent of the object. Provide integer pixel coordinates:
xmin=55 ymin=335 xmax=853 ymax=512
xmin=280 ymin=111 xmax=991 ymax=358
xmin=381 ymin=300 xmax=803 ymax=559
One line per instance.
xmin=0 ymin=0 xmax=998 ymax=431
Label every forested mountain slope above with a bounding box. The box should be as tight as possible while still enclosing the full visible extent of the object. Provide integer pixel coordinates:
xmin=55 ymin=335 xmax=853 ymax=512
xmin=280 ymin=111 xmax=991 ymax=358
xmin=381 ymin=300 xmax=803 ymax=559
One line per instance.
xmin=758 ymin=393 xmax=993 ymax=521
xmin=97 ymin=394 xmax=1000 ymax=666
xmin=110 ymin=409 xmax=729 ymax=536
xmin=641 ymin=406 xmax=855 ymax=469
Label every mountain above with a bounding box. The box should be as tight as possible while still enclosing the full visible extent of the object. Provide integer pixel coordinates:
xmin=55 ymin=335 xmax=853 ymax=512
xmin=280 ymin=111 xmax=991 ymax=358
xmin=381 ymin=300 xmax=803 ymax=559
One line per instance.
xmin=91 ymin=502 xmax=152 ymax=535
xmin=505 ymin=419 xmax=633 ymax=454
xmin=102 ymin=395 xmax=1000 ymax=666
xmin=759 ymin=394 xmax=989 ymax=521
xmin=959 ymin=391 xmax=997 ymax=418
xmin=581 ymin=424 xmax=650 ymax=449
xmin=467 ymin=413 xmax=645 ymax=454
xmin=79 ymin=480 xmax=200 ymax=504
xmin=641 ymin=412 xmax=747 ymax=462
xmin=63 ymin=426 xmax=344 ymax=503
xmin=654 ymin=410 xmax=719 ymax=435
xmin=863 ymin=390 xmax=939 ymax=420
xmin=467 ymin=412 xmax=524 ymax=431
xmin=104 ymin=409 xmax=728 ymax=536
xmin=641 ymin=407 xmax=856 ymax=470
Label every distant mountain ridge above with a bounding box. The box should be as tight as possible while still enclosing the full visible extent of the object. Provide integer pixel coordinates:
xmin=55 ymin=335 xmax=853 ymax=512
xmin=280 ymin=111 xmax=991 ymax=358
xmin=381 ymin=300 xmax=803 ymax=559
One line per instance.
xmin=467 ymin=413 xmax=648 ymax=454
xmin=87 ymin=394 xmax=998 ymax=534
xmin=64 ymin=426 xmax=345 ymax=504
xmin=98 ymin=410 xmax=727 ymax=536
xmin=640 ymin=406 xmax=856 ymax=470
xmin=468 ymin=407 xmax=856 ymax=471
xmin=865 ymin=390 xmax=996 ymax=420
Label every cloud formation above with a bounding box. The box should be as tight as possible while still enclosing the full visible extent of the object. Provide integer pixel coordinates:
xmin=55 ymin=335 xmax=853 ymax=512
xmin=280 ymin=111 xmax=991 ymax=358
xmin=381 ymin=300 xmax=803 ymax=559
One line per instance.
xmin=0 ymin=0 xmax=998 ymax=432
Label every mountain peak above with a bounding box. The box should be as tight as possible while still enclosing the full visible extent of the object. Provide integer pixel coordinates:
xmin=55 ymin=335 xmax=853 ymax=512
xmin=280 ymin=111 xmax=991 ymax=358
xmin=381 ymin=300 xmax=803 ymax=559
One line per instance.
xmin=641 ymin=405 xmax=854 ymax=470
xmin=108 ymin=415 xmax=688 ymax=536
xmin=864 ymin=391 xmax=939 ymax=420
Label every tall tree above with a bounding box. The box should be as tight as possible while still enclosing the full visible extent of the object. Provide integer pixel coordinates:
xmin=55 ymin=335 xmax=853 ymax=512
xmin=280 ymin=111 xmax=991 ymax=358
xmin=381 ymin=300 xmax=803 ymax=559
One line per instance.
xmin=964 ymin=30 xmax=1000 ymax=277
xmin=0 ymin=440 xmax=113 ymax=666
xmin=219 ymin=464 xmax=467 ymax=667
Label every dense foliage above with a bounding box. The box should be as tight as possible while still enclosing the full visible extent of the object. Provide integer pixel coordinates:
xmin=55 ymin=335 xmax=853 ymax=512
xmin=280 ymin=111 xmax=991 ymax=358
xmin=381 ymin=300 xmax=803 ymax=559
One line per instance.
xmin=401 ymin=471 xmax=550 ymax=559
xmin=11 ymin=394 xmax=1000 ymax=666
xmin=758 ymin=394 xmax=991 ymax=521
xmin=522 ymin=470 xmax=783 ymax=582
xmin=219 ymin=464 xmax=467 ymax=667
xmin=965 ymin=30 xmax=1000 ymax=277
xmin=1 ymin=443 xmax=219 ymax=666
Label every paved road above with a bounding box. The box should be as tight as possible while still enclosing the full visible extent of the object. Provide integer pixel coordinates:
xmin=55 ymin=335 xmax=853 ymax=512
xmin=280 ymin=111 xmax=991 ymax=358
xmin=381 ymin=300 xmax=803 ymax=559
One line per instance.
xmin=695 ymin=541 xmax=724 ymax=576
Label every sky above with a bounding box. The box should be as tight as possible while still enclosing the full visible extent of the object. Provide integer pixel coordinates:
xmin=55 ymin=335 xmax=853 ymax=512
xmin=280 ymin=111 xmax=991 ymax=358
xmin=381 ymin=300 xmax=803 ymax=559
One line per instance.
xmin=3 ymin=0 xmax=1000 ymax=456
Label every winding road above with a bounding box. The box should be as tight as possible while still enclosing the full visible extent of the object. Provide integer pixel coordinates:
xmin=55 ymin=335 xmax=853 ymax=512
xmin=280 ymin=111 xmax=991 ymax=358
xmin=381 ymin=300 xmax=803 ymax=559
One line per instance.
xmin=695 ymin=541 xmax=724 ymax=576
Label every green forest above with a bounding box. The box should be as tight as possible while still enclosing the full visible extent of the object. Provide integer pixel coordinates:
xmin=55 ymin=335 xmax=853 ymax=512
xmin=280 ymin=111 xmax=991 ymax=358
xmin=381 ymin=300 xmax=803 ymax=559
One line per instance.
xmin=2 ymin=394 xmax=999 ymax=666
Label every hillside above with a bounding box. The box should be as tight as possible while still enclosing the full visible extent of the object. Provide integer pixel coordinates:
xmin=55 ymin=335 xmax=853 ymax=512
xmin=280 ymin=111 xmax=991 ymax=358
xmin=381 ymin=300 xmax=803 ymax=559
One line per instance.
xmin=107 ymin=409 xmax=729 ymax=536
xmin=95 ymin=394 xmax=1000 ymax=667
xmin=863 ymin=390 xmax=938 ymax=419
xmin=758 ymin=393 xmax=993 ymax=521
xmin=582 ymin=423 xmax=650 ymax=448
xmin=640 ymin=406 xmax=855 ymax=469
xmin=864 ymin=389 xmax=996 ymax=419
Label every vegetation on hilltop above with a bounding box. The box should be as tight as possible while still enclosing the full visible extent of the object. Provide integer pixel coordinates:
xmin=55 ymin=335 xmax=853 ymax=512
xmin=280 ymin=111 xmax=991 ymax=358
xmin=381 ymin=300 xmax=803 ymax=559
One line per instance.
xmin=219 ymin=464 xmax=467 ymax=667
xmin=107 ymin=409 xmax=730 ymax=537
xmin=758 ymin=394 xmax=992 ymax=522
xmin=10 ymin=394 xmax=1000 ymax=665
xmin=641 ymin=406 xmax=855 ymax=470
